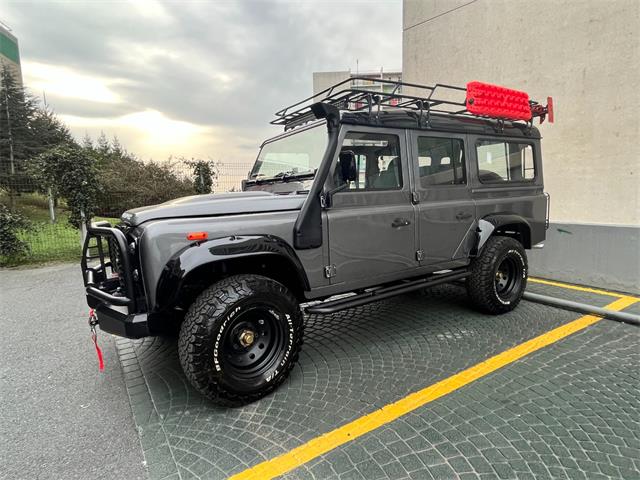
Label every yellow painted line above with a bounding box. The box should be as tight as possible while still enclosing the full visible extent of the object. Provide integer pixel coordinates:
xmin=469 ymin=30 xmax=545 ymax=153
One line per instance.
xmin=528 ymin=277 xmax=638 ymax=300
xmin=230 ymin=295 xmax=638 ymax=480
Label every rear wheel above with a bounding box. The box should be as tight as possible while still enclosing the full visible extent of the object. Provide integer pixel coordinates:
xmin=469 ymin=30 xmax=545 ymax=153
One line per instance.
xmin=178 ymin=274 xmax=303 ymax=406
xmin=467 ymin=236 xmax=527 ymax=314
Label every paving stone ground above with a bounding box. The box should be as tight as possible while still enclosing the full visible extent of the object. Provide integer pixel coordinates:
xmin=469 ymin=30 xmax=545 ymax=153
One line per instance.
xmin=115 ymin=281 xmax=640 ymax=480
xmin=286 ymin=320 xmax=639 ymax=480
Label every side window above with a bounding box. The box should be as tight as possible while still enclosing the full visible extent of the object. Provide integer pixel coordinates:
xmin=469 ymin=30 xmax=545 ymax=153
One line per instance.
xmin=476 ymin=140 xmax=535 ymax=183
xmin=417 ymin=136 xmax=466 ymax=186
xmin=336 ymin=132 xmax=402 ymax=190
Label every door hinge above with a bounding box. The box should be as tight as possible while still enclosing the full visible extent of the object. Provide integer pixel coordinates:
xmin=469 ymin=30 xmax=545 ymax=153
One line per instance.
xmin=415 ymin=249 xmax=425 ymax=261
xmin=411 ymin=191 xmax=419 ymax=204
xmin=324 ymin=264 xmax=336 ymax=278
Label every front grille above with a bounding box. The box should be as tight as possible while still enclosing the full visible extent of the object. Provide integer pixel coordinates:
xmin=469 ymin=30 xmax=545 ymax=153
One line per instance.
xmin=107 ymin=235 xmax=126 ymax=289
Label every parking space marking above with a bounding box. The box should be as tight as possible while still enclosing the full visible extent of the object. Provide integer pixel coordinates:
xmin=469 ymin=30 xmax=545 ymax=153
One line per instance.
xmin=229 ymin=295 xmax=638 ymax=480
xmin=528 ymin=277 xmax=638 ymax=299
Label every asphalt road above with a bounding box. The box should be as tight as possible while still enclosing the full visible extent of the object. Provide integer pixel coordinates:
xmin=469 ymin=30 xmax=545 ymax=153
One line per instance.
xmin=0 ymin=263 xmax=146 ymax=480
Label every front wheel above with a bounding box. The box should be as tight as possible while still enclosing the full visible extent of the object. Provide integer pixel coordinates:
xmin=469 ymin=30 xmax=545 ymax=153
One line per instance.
xmin=467 ymin=236 xmax=528 ymax=314
xmin=178 ymin=274 xmax=303 ymax=406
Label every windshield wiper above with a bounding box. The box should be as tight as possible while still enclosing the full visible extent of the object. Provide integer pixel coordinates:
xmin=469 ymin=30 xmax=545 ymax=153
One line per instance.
xmin=246 ymin=170 xmax=316 ymax=185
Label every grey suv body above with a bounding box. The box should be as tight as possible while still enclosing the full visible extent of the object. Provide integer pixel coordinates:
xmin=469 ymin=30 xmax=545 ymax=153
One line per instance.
xmin=81 ymin=79 xmax=551 ymax=405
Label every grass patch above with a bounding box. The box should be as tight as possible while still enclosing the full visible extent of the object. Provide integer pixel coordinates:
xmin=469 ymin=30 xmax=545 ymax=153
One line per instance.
xmin=0 ymin=193 xmax=118 ymax=267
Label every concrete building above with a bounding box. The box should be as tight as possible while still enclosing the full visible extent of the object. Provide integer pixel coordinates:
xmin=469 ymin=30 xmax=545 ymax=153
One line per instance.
xmin=403 ymin=0 xmax=639 ymax=292
xmin=0 ymin=21 xmax=22 ymax=86
xmin=313 ymin=69 xmax=402 ymax=100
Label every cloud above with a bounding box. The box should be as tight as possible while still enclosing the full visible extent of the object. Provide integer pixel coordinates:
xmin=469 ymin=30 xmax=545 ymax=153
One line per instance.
xmin=24 ymin=61 xmax=124 ymax=103
xmin=3 ymin=0 xmax=401 ymax=162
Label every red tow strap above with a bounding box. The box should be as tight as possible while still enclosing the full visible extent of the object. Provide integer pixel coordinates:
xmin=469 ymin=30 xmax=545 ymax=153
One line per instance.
xmin=92 ymin=332 xmax=105 ymax=371
xmin=89 ymin=309 xmax=105 ymax=372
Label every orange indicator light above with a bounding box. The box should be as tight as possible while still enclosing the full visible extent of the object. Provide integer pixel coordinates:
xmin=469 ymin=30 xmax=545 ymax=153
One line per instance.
xmin=186 ymin=232 xmax=208 ymax=241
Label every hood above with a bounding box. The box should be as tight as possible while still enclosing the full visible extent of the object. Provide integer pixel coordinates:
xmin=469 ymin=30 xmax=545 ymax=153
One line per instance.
xmin=121 ymin=191 xmax=305 ymax=226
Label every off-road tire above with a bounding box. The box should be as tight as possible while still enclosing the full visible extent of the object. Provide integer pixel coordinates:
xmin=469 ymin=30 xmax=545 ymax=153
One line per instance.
xmin=467 ymin=236 xmax=528 ymax=314
xmin=178 ymin=274 xmax=303 ymax=406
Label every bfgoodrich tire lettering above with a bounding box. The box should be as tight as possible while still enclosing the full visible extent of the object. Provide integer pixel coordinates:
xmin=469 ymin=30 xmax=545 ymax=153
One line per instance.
xmin=467 ymin=236 xmax=528 ymax=314
xmin=178 ymin=274 xmax=303 ymax=406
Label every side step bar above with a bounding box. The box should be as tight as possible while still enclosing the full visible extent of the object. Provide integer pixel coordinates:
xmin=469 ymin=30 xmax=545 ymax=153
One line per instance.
xmin=306 ymin=270 xmax=469 ymax=315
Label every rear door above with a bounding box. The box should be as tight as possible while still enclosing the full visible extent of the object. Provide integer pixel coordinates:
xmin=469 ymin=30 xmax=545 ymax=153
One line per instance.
xmin=410 ymin=130 xmax=476 ymax=267
xmin=326 ymin=127 xmax=418 ymax=288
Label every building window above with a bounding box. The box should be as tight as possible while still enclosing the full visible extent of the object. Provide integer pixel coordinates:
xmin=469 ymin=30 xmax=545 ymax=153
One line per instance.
xmin=417 ymin=137 xmax=466 ymax=186
xmin=476 ymin=140 xmax=535 ymax=183
xmin=337 ymin=132 xmax=402 ymax=190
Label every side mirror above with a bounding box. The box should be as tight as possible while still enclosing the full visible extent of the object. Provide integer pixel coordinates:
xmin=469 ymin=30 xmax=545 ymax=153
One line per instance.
xmin=339 ymin=150 xmax=357 ymax=183
xmin=323 ymin=151 xmax=357 ymax=209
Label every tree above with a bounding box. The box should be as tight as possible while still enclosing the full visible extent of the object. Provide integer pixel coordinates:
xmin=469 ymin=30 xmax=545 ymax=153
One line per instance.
xmin=81 ymin=133 xmax=93 ymax=150
xmin=111 ymin=135 xmax=124 ymax=158
xmin=86 ymin=141 xmax=195 ymax=217
xmin=0 ymin=62 xmax=39 ymax=207
xmin=30 ymin=106 xmax=74 ymax=154
xmin=185 ymin=158 xmax=218 ymax=194
xmin=96 ymin=131 xmax=110 ymax=156
xmin=30 ymin=144 xmax=99 ymax=227
xmin=0 ymin=204 xmax=30 ymax=257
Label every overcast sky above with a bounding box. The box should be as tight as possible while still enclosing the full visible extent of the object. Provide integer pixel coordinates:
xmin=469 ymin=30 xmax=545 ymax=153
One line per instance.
xmin=3 ymin=0 xmax=401 ymax=164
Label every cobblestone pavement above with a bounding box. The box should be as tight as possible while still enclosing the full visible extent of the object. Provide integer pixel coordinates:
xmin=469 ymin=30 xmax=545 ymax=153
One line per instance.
xmin=115 ymin=281 xmax=640 ymax=480
xmin=284 ymin=319 xmax=639 ymax=480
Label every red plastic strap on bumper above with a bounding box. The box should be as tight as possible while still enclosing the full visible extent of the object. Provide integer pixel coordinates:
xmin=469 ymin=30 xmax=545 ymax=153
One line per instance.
xmin=466 ymin=81 xmax=532 ymax=121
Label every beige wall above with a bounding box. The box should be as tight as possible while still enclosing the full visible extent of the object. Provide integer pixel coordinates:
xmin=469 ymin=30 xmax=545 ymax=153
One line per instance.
xmin=312 ymin=71 xmax=351 ymax=99
xmin=403 ymin=0 xmax=640 ymax=225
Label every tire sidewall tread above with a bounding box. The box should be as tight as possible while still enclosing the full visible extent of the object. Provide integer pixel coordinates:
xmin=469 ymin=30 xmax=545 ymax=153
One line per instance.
xmin=178 ymin=274 xmax=303 ymax=406
xmin=467 ymin=236 xmax=528 ymax=314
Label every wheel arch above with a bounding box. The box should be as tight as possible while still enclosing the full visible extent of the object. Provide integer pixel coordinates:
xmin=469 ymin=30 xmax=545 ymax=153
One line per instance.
xmin=154 ymin=235 xmax=310 ymax=313
xmin=474 ymin=214 xmax=532 ymax=254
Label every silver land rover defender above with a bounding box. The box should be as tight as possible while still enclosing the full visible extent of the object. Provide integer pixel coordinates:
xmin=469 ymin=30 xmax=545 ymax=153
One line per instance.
xmin=81 ymin=78 xmax=553 ymax=405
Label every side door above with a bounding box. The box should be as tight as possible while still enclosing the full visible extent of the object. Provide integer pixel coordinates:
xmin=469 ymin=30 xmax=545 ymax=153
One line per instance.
xmin=326 ymin=127 xmax=418 ymax=288
xmin=410 ymin=131 xmax=476 ymax=267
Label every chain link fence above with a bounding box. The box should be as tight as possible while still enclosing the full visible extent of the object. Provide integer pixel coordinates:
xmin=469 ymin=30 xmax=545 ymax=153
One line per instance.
xmin=0 ymin=160 xmax=253 ymax=266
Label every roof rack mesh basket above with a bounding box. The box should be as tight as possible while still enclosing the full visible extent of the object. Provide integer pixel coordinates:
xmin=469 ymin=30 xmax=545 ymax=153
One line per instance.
xmin=272 ymin=77 xmax=551 ymax=131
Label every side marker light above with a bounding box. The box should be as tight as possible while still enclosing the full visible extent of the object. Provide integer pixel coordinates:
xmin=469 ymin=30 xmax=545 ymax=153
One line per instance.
xmin=187 ymin=232 xmax=208 ymax=241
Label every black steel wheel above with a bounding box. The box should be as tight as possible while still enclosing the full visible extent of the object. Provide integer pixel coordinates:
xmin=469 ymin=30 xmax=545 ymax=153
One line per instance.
xmin=494 ymin=256 xmax=524 ymax=300
xmin=178 ymin=275 xmax=303 ymax=406
xmin=467 ymin=236 xmax=528 ymax=314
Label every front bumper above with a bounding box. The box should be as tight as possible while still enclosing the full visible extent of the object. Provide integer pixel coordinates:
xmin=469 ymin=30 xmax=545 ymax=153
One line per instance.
xmin=94 ymin=305 xmax=150 ymax=338
xmin=81 ymin=221 xmax=149 ymax=339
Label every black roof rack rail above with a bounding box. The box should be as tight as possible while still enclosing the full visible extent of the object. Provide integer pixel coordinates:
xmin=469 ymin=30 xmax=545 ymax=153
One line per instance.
xmin=272 ymin=77 xmax=551 ymax=131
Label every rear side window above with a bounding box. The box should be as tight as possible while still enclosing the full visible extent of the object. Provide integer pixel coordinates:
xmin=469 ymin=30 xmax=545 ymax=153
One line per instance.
xmin=476 ymin=140 xmax=535 ymax=183
xmin=417 ymin=137 xmax=466 ymax=186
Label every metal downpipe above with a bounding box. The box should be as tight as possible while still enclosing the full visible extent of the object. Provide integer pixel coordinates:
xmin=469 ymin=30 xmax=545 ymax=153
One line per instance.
xmin=522 ymin=291 xmax=640 ymax=326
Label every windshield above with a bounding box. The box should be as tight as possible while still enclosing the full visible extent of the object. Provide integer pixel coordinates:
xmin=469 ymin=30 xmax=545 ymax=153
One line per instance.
xmin=250 ymin=125 xmax=327 ymax=179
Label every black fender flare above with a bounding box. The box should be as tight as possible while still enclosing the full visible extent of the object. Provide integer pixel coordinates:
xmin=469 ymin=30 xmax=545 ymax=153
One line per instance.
xmin=473 ymin=214 xmax=532 ymax=255
xmin=154 ymin=234 xmax=310 ymax=312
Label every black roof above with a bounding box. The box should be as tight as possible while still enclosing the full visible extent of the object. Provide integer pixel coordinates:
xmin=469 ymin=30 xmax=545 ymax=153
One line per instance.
xmin=340 ymin=109 xmax=541 ymax=139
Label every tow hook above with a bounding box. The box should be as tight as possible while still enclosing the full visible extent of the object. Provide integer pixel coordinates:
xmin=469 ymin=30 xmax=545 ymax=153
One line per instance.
xmin=88 ymin=309 xmax=105 ymax=371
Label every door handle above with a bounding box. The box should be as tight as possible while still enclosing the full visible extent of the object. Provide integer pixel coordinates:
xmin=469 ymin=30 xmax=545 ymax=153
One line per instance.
xmin=456 ymin=212 xmax=472 ymax=220
xmin=391 ymin=218 xmax=411 ymax=228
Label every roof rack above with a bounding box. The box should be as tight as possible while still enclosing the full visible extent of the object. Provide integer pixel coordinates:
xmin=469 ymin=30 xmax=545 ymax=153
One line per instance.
xmin=272 ymin=77 xmax=553 ymax=131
